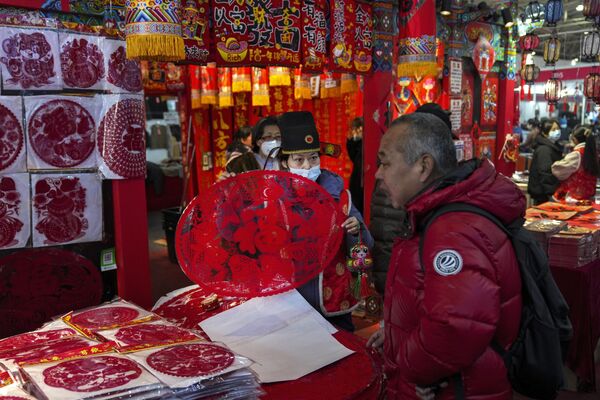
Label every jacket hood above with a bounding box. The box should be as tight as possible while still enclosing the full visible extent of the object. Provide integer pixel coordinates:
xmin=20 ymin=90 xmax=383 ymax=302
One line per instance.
xmin=406 ymin=159 xmax=526 ymax=227
xmin=532 ymin=134 xmax=561 ymax=152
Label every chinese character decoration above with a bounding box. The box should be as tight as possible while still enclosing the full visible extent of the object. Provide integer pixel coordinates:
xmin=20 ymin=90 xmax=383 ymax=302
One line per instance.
xmin=212 ymin=0 xmax=302 ymax=66
xmin=301 ymin=0 xmax=328 ymax=72
xmin=200 ymin=63 xmax=217 ymax=105
xmin=232 ymin=67 xmax=251 ymax=92
xmin=125 ymin=0 xmax=185 ymax=61
xmin=190 ymin=66 xmax=201 ymax=109
xmin=472 ymin=35 xmax=495 ymax=81
xmin=211 ymin=107 xmax=232 ymax=179
xmin=330 ymin=0 xmax=373 ymax=74
xmin=397 ymin=0 xmax=437 ymax=79
xmin=481 ymin=75 xmax=498 ymax=126
xmin=252 ymin=67 xmax=269 ymax=106
xmin=218 ymin=68 xmax=233 ymax=108
xmin=181 ymin=0 xmax=210 ymax=63
xmin=269 ymin=67 xmax=291 ymax=86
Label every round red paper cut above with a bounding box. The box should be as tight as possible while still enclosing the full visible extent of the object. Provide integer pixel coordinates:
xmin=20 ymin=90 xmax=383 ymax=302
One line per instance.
xmin=0 ymin=32 xmax=56 ymax=89
xmin=60 ymin=38 xmax=104 ymax=88
xmin=28 ymin=100 xmax=95 ymax=168
xmin=0 ymin=104 xmax=23 ymax=171
xmin=71 ymin=306 xmax=140 ymax=329
xmin=147 ymin=343 xmax=234 ymax=377
xmin=115 ymin=324 xmax=195 ymax=346
xmin=176 ymin=170 xmax=344 ymax=297
xmin=107 ymin=46 xmax=142 ymax=92
xmin=97 ymin=98 xmax=145 ymax=178
xmin=43 ymin=356 xmax=142 ymax=392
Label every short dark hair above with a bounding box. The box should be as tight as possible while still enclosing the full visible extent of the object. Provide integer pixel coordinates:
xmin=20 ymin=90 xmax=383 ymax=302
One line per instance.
xmin=233 ymin=126 xmax=252 ymax=142
xmin=389 ymin=113 xmax=457 ymax=175
xmin=351 ymin=117 xmax=363 ymax=130
xmin=253 ymin=116 xmax=279 ymax=146
xmin=541 ymin=119 xmax=559 ymax=136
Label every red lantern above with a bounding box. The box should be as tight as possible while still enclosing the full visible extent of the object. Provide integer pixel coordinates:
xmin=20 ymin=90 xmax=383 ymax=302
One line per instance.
xmin=519 ymin=33 xmax=540 ymax=52
xmin=473 ymin=35 xmax=496 ymax=81
xmin=584 ymin=0 xmax=600 ymax=20
xmin=520 ymin=64 xmax=540 ymax=101
xmin=544 ymin=77 xmax=562 ymax=112
xmin=584 ymin=72 xmax=600 ymax=101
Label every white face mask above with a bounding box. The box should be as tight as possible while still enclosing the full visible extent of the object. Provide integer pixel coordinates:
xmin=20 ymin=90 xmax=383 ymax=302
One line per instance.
xmin=548 ymin=129 xmax=561 ymax=142
xmin=290 ymin=166 xmax=321 ymax=181
xmin=260 ymin=139 xmax=280 ymax=157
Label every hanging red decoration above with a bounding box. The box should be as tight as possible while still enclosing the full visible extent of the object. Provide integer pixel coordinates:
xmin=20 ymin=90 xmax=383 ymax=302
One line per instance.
xmin=472 ymin=35 xmax=496 ymax=81
xmin=520 ymin=64 xmax=540 ymax=101
xmin=583 ymin=0 xmax=600 ymax=20
xmin=175 ymin=170 xmax=345 ymax=297
xmin=584 ymin=72 xmax=600 ymax=100
xmin=544 ymin=77 xmax=562 ymax=112
xmin=519 ymin=33 xmax=540 ymax=53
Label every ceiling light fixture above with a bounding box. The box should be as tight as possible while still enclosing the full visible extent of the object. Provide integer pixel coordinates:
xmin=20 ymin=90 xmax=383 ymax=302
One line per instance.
xmin=577 ymin=4 xmax=584 ymax=12
xmin=440 ymin=0 xmax=452 ymax=16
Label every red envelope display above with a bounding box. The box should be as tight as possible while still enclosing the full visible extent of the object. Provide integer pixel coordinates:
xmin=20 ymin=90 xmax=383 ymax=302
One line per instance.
xmin=176 ymin=170 xmax=345 ymax=297
xmin=301 ymin=0 xmax=327 ymax=72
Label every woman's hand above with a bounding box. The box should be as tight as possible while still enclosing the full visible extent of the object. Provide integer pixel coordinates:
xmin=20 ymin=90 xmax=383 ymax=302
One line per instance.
xmin=217 ymin=171 xmax=236 ymax=182
xmin=341 ymin=216 xmax=360 ymax=235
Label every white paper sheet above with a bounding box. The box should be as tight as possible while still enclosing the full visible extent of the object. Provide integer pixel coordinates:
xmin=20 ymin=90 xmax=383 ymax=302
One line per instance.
xmin=199 ymin=290 xmax=353 ymax=383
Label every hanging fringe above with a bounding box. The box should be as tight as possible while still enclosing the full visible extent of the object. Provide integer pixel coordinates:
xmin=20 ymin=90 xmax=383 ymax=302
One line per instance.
xmin=126 ymin=34 xmax=185 ymax=61
xmin=520 ymin=79 xmax=525 ymax=101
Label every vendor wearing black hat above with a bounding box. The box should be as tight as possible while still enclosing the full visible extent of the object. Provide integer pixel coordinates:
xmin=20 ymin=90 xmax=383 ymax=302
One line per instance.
xmin=278 ymin=111 xmax=374 ymax=331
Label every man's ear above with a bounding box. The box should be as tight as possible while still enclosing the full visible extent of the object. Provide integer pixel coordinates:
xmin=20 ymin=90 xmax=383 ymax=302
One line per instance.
xmin=418 ymin=154 xmax=436 ymax=183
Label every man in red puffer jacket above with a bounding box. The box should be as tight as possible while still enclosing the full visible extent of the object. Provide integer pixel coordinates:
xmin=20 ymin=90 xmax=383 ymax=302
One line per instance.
xmin=367 ymin=113 xmax=523 ymax=399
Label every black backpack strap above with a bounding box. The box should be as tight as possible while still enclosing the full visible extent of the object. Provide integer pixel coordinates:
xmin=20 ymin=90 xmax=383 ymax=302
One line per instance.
xmin=418 ymin=202 xmax=512 ymax=271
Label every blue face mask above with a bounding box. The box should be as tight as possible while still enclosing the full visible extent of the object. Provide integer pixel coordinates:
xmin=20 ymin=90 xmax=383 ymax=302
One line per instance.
xmin=290 ymin=166 xmax=321 ymax=181
xmin=548 ymin=129 xmax=561 ymax=142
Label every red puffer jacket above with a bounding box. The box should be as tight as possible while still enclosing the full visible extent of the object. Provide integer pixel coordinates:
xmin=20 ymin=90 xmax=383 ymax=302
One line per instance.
xmin=384 ymin=159 xmax=524 ymax=399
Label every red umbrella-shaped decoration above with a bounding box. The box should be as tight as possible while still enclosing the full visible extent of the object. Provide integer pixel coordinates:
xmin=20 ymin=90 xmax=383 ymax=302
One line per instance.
xmin=175 ymin=170 xmax=345 ymax=297
xmin=473 ymin=35 xmax=496 ymax=81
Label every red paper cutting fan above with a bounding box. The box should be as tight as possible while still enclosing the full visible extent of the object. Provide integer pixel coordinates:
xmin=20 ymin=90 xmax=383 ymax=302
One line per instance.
xmin=176 ymin=170 xmax=345 ymax=297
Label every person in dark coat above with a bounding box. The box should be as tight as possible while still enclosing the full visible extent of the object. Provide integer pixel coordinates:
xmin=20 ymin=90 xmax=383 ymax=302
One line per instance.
xmin=347 ymin=117 xmax=364 ymax=213
xmin=369 ymin=103 xmax=452 ymax=296
xmin=527 ymin=119 xmax=563 ymax=204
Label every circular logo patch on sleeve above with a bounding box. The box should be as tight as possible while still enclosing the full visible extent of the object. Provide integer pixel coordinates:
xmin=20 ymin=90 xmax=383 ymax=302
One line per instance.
xmin=433 ymin=250 xmax=463 ymax=276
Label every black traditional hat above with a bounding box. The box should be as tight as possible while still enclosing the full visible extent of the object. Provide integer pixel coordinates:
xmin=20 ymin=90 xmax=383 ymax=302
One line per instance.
xmin=278 ymin=111 xmax=321 ymax=155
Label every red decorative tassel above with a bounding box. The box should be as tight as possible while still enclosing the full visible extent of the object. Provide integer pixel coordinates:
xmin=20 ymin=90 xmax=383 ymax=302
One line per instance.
xmin=563 ymin=100 xmax=567 ymax=112
xmin=587 ymin=101 xmax=591 ymax=113
xmin=549 ymin=103 xmax=555 ymax=113
xmin=359 ymin=273 xmax=370 ymax=299
xmin=520 ymin=79 xmax=525 ymax=101
xmin=574 ymin=102 xmax=578 ymax=114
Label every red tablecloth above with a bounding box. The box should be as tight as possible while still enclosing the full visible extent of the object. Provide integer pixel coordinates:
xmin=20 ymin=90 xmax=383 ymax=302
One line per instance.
xmin=551 ymin=259 xmax=600 ymax=389
xmin=154 ymin=287 xmax=384 ymax=399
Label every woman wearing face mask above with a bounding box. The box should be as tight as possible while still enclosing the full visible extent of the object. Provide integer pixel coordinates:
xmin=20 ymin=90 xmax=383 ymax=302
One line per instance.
xmin=277 ymin=111 xmax=374 ymax=331
xmin=552 ymin=127 xmax=600 ymax=202
xmin=253 ymin=116 xmax=281 ymax=170
xmin=527 ymin=119 xmax=563 ymax=205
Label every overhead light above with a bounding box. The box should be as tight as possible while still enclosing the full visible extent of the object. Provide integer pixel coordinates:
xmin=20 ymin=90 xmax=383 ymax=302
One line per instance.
xmin=572 ymin=58 xmax=579 ymax=66
xmin=576 ymin=4 xmax=584 ymax=12
xmin=440 ymin=0 xmax=451 ymax=16
xmin=502 ymin=8 xmax=514 ymax=28
xmin=585 ymin=31 xmax=590 ymax=35
xmin=532 ymin=51 xmax=536 ymax=55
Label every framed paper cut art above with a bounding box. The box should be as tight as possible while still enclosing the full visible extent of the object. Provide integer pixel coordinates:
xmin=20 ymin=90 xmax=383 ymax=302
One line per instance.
xmin=0 ymin=27 xmax=62 ymax=91
xmin=24 ymin=96 xmax=100 ymax=170
xmin=97 ymin=94 xmax=146 ymax=179
xmin=0 ymin=96 xmax=26 ymax=174
xmin=31 ymin=173 xmax=102 ymax=247
xmin=0 ymin=173 xmax=30 ymax=250
xmin=103 ymin=39 xmax=143 ymax=94
xmin=59 ymin=33 xmax=105 ymax=91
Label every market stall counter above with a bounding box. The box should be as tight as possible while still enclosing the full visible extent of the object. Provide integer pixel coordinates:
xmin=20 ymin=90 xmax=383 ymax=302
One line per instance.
xmin=525 ymin=202 xmax=600 ymax=391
